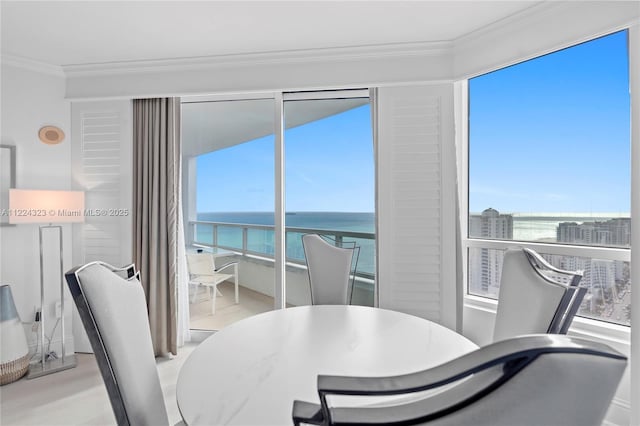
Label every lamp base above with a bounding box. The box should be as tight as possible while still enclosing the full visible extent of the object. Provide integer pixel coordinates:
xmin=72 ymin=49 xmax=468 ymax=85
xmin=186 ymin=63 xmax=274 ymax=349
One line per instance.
xmin=26 ymin=355 xmax=77 ymax=379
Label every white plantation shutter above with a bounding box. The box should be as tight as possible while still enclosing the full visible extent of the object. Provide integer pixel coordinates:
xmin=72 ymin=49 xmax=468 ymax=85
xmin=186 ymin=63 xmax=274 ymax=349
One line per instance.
xmin=71 ymin=101 xmax=133 ymax=267
xmin=376 ymin=84 xmax=457 ymax=330
xmin=71 ymin=100 xmax=133 ymax=351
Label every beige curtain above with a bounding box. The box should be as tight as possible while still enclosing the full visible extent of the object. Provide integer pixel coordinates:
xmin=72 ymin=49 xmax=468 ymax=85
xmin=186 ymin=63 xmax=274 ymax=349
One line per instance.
xmin=133 ymin=98 xmax=180 ymax=356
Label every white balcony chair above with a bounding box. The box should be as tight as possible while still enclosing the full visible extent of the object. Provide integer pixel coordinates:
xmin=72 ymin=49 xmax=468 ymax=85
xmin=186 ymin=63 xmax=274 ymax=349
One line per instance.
xmin=65 ymin=262 xmax=175 ymax=426
xmin=493 ymin=248 xmax=585 ymax=342
xmin=186 ymin=252 xmax=238 ymax=314
xmin=292 ymin=334 xmax=627 ymax=426
xmin=302 ymin=234 xmax=360 ymax=305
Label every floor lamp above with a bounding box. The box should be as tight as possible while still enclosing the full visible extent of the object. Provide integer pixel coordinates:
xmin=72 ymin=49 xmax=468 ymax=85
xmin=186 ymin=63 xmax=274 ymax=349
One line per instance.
xmin=9 ymin=189 xmax=85 ymax=378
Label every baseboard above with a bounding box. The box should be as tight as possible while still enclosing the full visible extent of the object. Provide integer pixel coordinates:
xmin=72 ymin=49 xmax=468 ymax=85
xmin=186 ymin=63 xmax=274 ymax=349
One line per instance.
xmin=604 ymin=397 xmax=631 ymax=426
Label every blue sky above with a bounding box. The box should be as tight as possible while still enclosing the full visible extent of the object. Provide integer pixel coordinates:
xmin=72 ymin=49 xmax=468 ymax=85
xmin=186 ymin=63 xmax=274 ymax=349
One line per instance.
xmin=197 ymin=31 xmax=630 ymax=216
xmin=469 ymin=30 xmax=630 ymax=214
xmin=197 ymin=104 xmax=374 ymax=212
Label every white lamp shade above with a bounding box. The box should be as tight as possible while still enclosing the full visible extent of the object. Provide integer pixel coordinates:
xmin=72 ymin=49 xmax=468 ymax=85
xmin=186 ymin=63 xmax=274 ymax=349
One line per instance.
xmin=9 ymin=189 xmax=85 ymax=224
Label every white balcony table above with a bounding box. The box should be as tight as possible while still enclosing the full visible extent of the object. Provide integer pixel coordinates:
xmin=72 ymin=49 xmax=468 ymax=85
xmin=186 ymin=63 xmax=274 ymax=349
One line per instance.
xmin=187 ymin=246 xmax=235 ymax=258
xmin=176 ymin=305 xmax=478 ymax=425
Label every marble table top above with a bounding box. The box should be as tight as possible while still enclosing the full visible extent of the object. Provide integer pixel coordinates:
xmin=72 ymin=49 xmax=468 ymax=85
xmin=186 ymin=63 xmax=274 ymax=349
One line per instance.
xmin=177 ymin=305 xmax=478 ymax=425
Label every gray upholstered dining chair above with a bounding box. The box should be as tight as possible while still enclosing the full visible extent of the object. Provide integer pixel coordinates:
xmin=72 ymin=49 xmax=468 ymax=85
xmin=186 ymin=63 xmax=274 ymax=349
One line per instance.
xmin=65 ymin=261 xmax=173 ymax=426
xmin=292 ymin=334 xmax=627 ymax=426
xmin=302 ymin=234 xmax=360 ymax=305
xmin=492 ymin=248 xmax=585 ymax=342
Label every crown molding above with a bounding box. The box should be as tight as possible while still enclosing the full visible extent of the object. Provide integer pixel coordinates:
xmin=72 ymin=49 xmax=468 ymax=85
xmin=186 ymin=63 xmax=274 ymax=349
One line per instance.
xmin=457 ymin=0 xmax=640 ymax=51
xmin=454 ymin=1 xmax=559 ymax=48
xmin=62 ymin=41 xmax=453 ymax=77
xmin=453 ymin=1 xmax=640 ymax=79
xmin=1 ymin=54 xmax=65 ymax=77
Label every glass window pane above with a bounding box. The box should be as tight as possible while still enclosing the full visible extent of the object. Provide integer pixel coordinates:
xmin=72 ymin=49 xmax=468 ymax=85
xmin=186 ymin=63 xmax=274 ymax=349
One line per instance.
xmin=284 ymin=98 xmax=375 ymax=307
xmin=182 ymin=98 xmax=275 ymax=331
xmin=468 ymin=31 xmax=630 ymax=248
xmin=466 ymin=31 xmax=631 ymax=326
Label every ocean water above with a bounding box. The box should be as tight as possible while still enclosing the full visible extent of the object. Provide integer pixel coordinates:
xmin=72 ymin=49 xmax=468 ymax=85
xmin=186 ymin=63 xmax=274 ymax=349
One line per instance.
xmin=195 ymin=212 xmax=375 ymax=274
xmin=197 ymin=211 xmax=374 ymax=232
xmin=195 ymin=212 xmax=631 ymax=275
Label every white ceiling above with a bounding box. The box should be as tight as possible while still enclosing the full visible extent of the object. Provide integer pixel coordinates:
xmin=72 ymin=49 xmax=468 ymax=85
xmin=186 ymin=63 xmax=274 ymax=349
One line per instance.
xmin=1 ymin=1 xmax=542 ymax=67
xmin=182 ymin=96 xmax=369 ymax=157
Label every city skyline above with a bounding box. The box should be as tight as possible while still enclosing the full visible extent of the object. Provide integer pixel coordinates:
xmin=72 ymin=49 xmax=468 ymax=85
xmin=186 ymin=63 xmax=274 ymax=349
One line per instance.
xmin=468 ymin=208 xmax=631 ymax=326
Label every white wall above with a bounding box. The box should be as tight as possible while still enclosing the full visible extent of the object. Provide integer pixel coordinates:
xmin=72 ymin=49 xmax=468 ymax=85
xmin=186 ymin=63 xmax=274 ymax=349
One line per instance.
xmin=0 ymin=62 xmax=74 ymax=355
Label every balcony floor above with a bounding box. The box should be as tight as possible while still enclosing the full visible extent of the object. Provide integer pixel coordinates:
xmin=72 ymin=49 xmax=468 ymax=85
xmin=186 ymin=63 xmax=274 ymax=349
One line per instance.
xmin=189 ymin=281 xmax=275 ymax=330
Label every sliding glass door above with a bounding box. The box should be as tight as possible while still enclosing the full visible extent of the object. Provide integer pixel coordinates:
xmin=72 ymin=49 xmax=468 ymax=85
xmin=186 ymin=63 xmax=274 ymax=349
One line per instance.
xmin=182 ymin=98 xmax=276 ymax=331
xmin=181 ymin=90 xmax=376 ymax=331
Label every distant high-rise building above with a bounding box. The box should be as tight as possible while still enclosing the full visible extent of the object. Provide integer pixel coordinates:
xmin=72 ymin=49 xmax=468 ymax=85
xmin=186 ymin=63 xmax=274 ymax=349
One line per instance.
xmin=557 ymin=218 xmax=630 ymax=247
xmin=556 ymin=217 xmax=630 ymax=315
xmin=469 ymin=208 xmax=513 ymax=295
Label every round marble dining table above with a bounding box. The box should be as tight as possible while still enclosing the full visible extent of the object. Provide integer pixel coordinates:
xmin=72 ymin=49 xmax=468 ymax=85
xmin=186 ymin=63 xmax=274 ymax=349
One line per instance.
xmin=177 ymin=305 xmax=478 ymax=425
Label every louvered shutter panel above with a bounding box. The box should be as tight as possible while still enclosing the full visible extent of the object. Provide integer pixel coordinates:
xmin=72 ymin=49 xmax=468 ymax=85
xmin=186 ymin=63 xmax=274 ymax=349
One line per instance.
xmin=71 ymin=100 xmax=133 ymax=267
xmin=376 ymin=84 xmax=457 ymax=329
xmin=71 ymin=100 xmax=133 ymax=352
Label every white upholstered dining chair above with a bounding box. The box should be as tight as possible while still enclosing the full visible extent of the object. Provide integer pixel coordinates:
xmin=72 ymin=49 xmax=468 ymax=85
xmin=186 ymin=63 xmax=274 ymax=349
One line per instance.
xmin=493 ymin=248 xmax=585 ymax=342
xmin=292 ymin=334 xmax=627 ymax=426
xmin=302 ymin=234 xmax=360 ymax=305
xmin=65 ymin=261 xmax=175 ymax=426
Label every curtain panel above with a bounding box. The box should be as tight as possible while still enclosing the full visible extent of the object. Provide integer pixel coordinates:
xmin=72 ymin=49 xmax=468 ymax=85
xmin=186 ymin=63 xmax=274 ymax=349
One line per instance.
xmin=132 ymin=98 xmax=180 ymax=356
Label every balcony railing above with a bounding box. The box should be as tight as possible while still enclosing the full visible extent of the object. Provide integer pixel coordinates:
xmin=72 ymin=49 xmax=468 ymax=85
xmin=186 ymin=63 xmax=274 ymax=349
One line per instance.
xmin=188 ymin=220 xmax=376 ymax=279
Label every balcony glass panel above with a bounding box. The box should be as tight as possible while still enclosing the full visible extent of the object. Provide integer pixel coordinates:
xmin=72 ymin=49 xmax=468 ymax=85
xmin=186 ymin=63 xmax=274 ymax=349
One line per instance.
xmin=194 ymin=222 xmax=213 ymax=245
xmin=216 ymin=225 xmax=243 ymax=250
xmin=247 ymin=228 xmax=274 ymax=255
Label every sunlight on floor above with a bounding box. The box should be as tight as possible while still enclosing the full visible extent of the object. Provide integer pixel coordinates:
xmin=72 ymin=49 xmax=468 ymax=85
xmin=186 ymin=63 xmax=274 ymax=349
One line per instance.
xmin=189 ymin=281 xmax=275 ymax=330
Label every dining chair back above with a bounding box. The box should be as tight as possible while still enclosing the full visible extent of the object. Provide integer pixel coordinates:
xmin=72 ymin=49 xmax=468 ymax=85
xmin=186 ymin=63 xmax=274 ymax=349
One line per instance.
xmin=521 ymin=247 xmax=586 ymax=334
xmin=292 ymin=334 xmax=627 ymax=426
xmin=302 ymin=234 xmax=360 ymax=305
xmin=493 ymin=248 xmax=584 ymax=342
xmin=65 ymin=262 xmax=169 ymax=426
